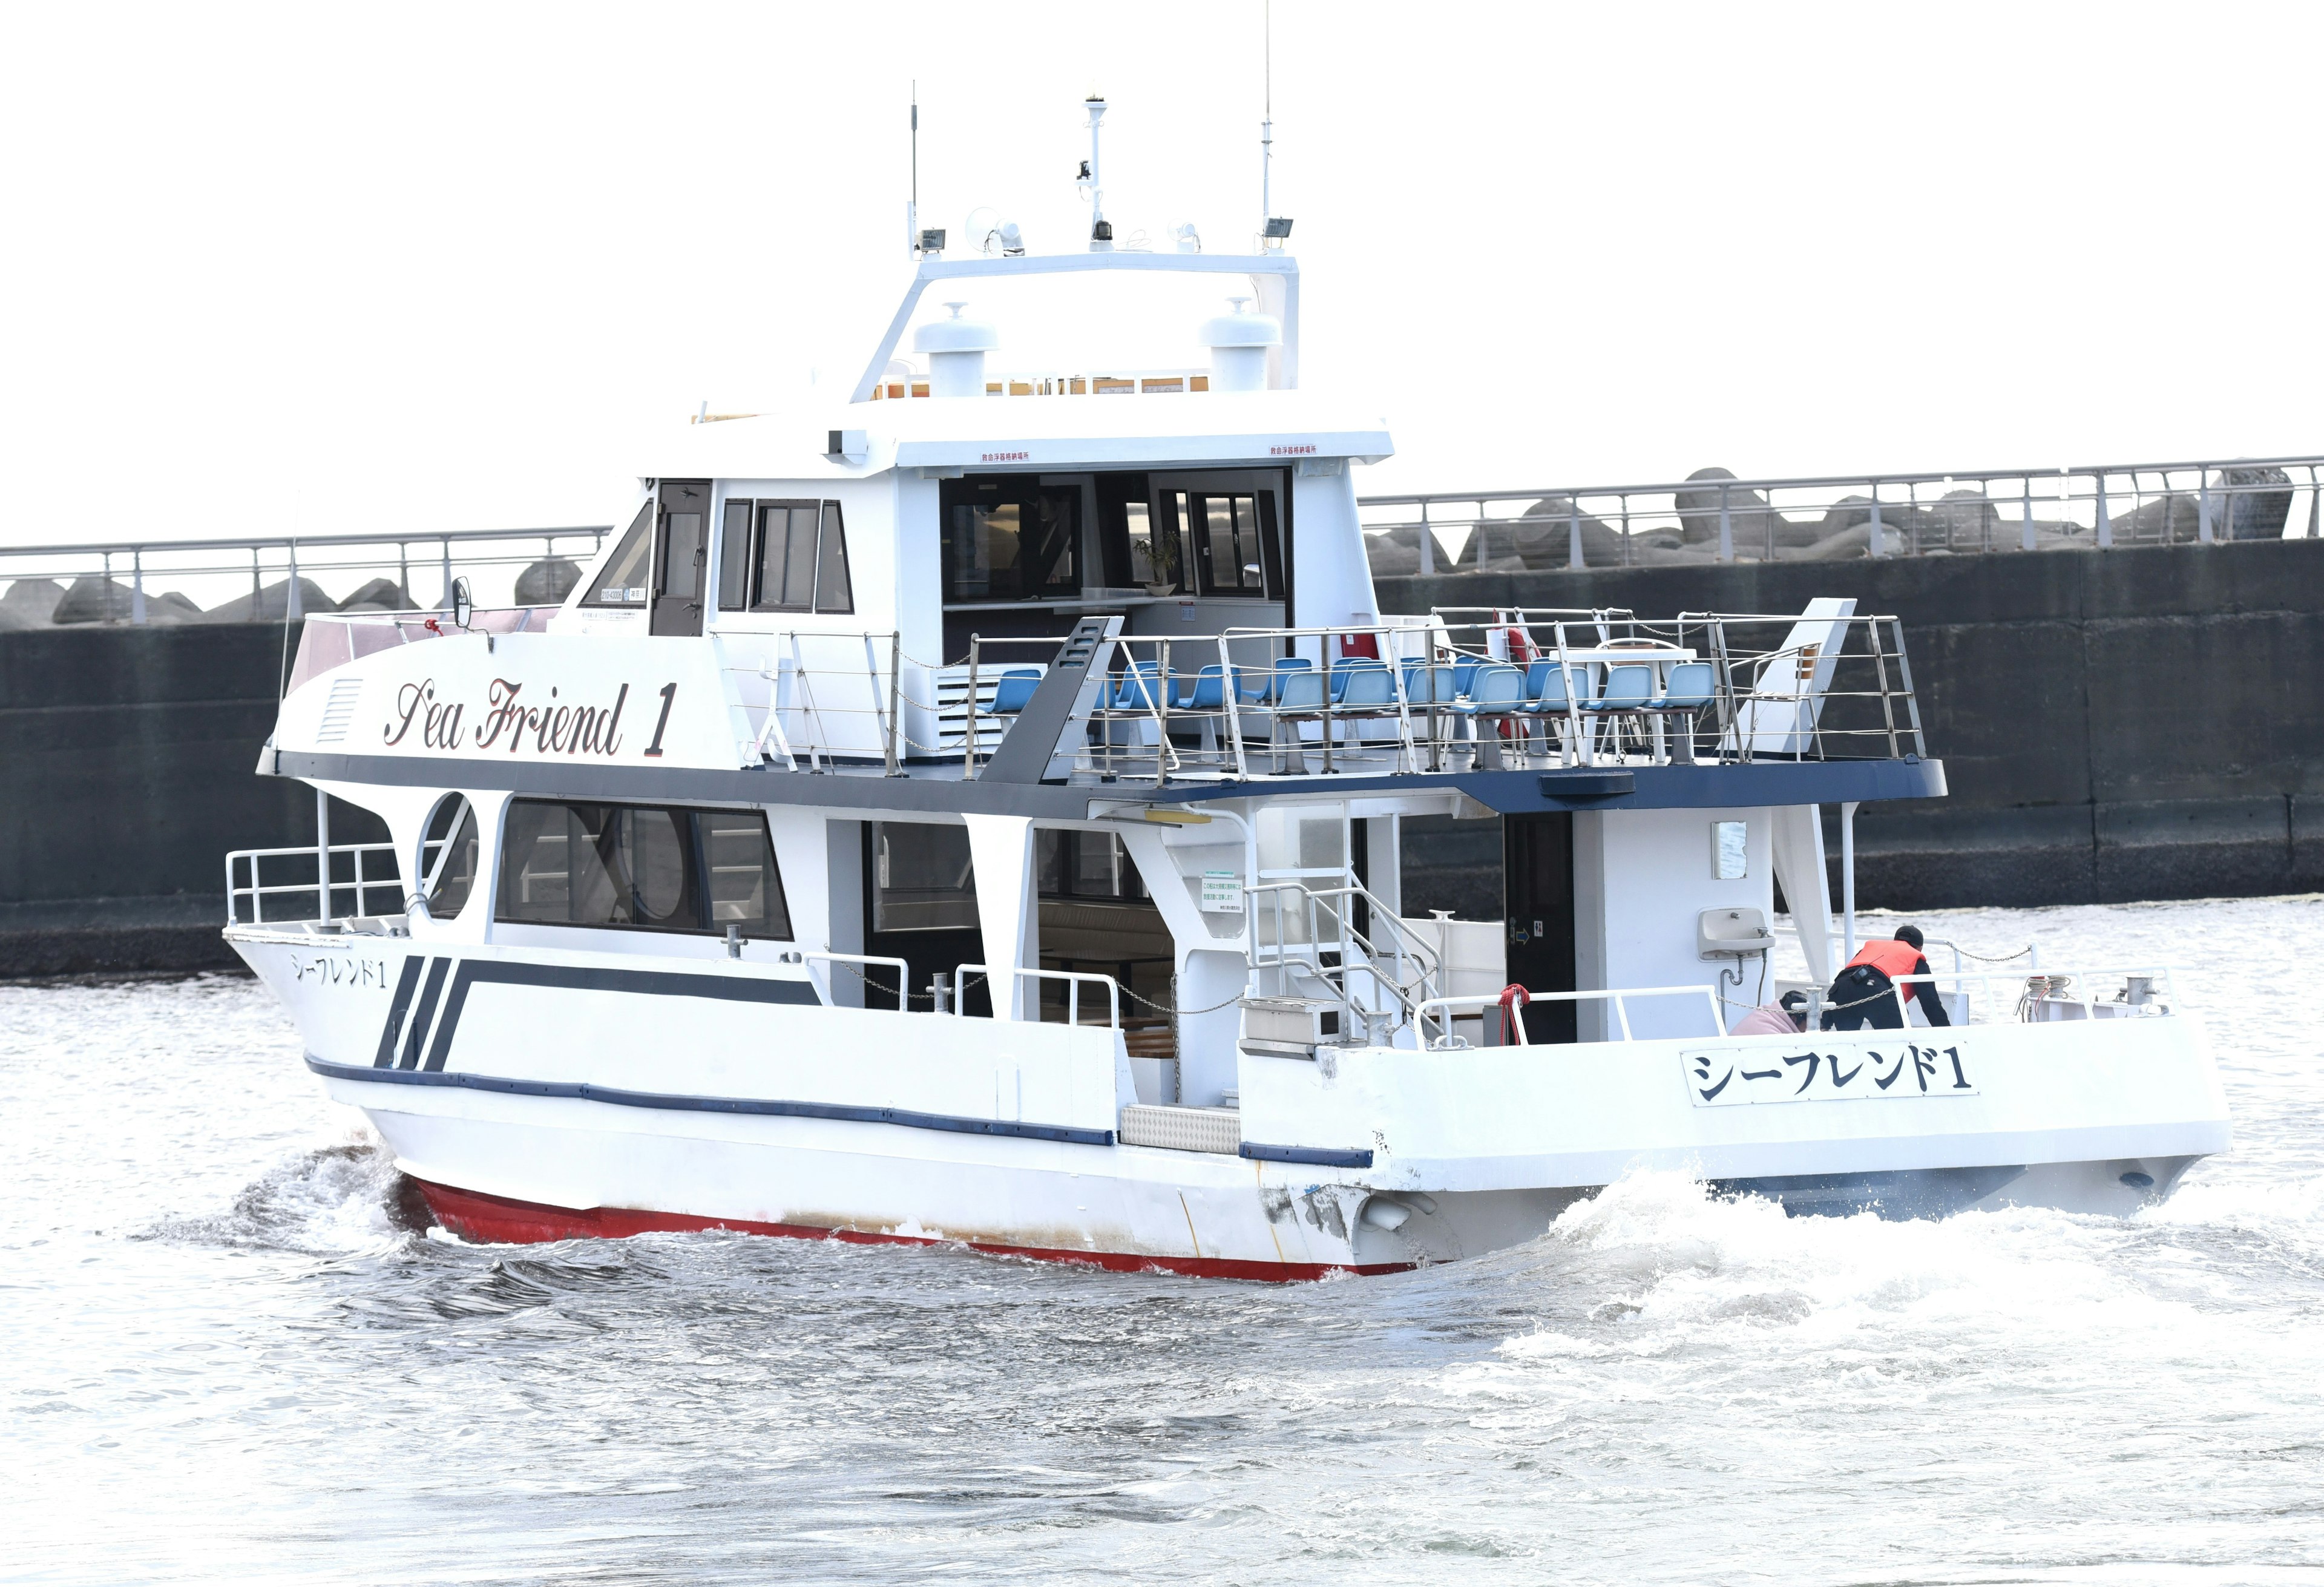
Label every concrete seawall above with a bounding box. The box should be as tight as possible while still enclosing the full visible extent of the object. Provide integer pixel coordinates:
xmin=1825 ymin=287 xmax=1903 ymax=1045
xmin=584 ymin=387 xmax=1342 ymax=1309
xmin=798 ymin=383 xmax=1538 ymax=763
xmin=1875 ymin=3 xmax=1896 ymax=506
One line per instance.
xmin=2 ymin=537 xmax=2319 ymax=973
xmin=1382 ymin=537 xmax=2324 ymax=922
xmin=0 ymin=625 xmax=382 ymax=975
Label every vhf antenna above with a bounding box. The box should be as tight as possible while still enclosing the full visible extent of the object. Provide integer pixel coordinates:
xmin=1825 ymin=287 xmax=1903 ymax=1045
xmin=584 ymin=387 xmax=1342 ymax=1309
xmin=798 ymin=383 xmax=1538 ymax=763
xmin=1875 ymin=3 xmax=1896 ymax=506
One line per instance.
xmin=1258 ymin=2 xmax=1290 ymax=249
xmin=907 ymin=83 xmax=919 ymax=259
xmin=1261 ymin=1 xmax=1272 ymax=228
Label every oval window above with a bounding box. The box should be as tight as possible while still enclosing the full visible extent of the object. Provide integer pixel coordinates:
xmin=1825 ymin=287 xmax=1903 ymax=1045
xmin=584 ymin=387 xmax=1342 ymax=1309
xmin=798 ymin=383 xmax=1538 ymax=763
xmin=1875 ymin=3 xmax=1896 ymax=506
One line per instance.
xmin=421 ymin=795 xmax=479 ymax=918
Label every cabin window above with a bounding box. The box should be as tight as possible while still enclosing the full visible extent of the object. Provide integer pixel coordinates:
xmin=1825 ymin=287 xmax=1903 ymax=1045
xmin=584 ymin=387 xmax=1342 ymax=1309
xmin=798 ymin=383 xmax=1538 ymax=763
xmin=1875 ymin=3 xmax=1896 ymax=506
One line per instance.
xmin=497 ymin=800 xmax=791 ymax=937
xmin=714 ymin=499 xmax=855 ymax=615
xmin=420 ymin=795 xmax=478 ymax=919
xmin=1037 ymin=830 xmax=1147 ymax=901
xmin=1712 ymin=820 xmax=1749 ymax=881
xmin=940 ymin=476 xmax=1080 ymax=603
xmin=1175 ymin=490 xmax=1277 ymax=598
xmin=870 ymin=821 xmax=978 ymax=932
xmin=582 ymin=502 xmax=655 ymax=607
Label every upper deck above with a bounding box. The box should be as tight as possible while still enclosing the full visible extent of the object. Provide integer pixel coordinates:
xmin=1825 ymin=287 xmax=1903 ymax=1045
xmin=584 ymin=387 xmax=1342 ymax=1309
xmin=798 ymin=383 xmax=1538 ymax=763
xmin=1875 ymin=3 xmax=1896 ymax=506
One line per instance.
xmin=261 ymin=248 xmax=1940 ymax=818
xmin=270 ymin=598 xmax=1943 ymax=823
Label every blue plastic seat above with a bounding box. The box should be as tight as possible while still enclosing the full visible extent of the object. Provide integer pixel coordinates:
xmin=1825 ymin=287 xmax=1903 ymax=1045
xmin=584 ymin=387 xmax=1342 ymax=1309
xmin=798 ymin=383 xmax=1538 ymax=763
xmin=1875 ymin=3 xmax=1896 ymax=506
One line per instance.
xmin=1272 ymin=669 xmax=1330 ymax=716
xmin=1646 ymin=661 xmax=1717 ymax=711
xmin=1338 ymin=666 xmax=1397 ymax=712
xmin=1173 ymin=664 xmax=1228 ymax=711
xmin=1585 ymin=664 xmax=1655 ymax=714
xmin=1523 ymin=661 xmax=1589 ymax=712
xmin=1329 ymin=656 xmax=1385 ymax=702
xmin=1238 ymin=656 xmax=1311 ymax=705
xmin=1451 ymin=659 xmax=1484 ymax=699
xmin=988 ymin=668 xmax=1041 ymax=715
xmin=1450 ymin=663 xmax=1527 ymax=716
xmin=1111 ymin=659 xmax=1167 ymax=711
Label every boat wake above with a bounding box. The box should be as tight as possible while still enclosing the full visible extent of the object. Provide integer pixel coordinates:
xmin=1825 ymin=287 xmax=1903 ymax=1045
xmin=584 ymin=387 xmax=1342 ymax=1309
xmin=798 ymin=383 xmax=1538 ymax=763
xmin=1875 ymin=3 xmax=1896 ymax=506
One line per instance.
xmin=142 ymin=1135 xmax=424 ymax=1257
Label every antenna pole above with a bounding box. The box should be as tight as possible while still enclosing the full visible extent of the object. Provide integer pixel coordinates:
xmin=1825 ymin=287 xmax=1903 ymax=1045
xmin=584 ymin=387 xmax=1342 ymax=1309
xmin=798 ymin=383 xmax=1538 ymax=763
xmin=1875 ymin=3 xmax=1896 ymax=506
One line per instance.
xmin=908 ymin=84 xmax=920 ymax=260
xmin=1261 ymin=1 xmax=1273 ymax=233
xmin=1085 ymin=95 xmax=1111 ymax=251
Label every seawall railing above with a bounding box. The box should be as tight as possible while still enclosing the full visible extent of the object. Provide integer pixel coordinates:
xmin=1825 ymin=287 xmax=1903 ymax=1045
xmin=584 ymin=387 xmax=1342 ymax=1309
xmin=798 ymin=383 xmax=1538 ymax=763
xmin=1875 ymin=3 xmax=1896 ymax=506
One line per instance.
xmin=0 ymin=525 xmax=609 ymax=627
xmin=1358 ymin=453 xmax=2324 ymax=575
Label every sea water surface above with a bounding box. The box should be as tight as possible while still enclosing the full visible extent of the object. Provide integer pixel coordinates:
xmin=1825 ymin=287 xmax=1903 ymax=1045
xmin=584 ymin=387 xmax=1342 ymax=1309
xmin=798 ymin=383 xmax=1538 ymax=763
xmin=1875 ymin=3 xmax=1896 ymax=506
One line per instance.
xmin=4 ymin=898 xmax=2322 ymax=1585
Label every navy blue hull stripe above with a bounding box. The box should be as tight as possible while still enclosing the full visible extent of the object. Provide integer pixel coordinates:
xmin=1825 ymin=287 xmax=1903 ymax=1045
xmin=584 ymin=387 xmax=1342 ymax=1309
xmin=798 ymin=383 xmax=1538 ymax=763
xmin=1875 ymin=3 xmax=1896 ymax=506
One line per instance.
xmin=1239 ymin=1142 xmax=1376 ymax=1169
xmin=401 ymin=959 xmax=450 ymax=1071
xmin=421 ymin=959 xmax=819 ymax=1073
xmin=306 ymin=1054 xmax=1116 ymax=1146
xmin=373 ymin=956 xmax=426 ymax=1069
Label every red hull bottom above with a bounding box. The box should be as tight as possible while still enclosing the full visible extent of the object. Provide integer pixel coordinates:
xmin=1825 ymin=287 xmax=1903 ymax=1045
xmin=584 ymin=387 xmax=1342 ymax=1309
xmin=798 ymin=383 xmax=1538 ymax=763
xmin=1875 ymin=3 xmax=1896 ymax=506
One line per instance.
xmin=413 ymin=1178 xmax=1409 ymax=1283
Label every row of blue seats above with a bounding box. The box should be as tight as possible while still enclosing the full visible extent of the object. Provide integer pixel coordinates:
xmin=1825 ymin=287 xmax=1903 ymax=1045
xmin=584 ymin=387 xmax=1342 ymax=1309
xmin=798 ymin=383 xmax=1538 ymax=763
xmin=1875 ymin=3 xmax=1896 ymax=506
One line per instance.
xmin=983 ymin=657 xmax=1719 ymax=719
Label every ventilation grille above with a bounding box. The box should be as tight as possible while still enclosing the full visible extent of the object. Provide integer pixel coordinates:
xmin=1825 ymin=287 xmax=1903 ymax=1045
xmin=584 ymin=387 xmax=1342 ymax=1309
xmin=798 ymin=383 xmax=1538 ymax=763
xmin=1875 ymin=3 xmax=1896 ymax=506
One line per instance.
xmin=315 ymin=677 xmax=363 ymax=745
xmin=1120 ymin=1105 xmax=1242 ymax=1155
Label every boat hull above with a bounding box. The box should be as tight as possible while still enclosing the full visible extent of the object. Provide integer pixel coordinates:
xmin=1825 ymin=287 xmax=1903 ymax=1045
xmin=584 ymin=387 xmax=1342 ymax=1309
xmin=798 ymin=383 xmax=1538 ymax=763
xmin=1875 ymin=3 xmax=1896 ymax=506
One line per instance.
xmin=235 ymin=927 xmax=2232 ymax=1279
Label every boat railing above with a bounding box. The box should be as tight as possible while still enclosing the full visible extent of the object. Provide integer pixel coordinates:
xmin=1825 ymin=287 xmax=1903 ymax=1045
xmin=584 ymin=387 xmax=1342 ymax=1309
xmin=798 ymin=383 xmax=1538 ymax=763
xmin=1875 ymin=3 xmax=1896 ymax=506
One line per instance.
xmin=226 ymin=842 xmax=404 ymax=926
xmin=1244 ymin=879 xmax=1448 ymax=1046
xmin=952 ymin=964 xmax=1123 ymax=1030
xmin=1417 ymin=986 xmax=1729 ymax=1048
xmin=1879 ymin=965 xmax=2178 ymax=1027
xmin=287 ymin=606 xmax=558 ymax=693
xmin=714 ymin=606 xmax=1922 ymax=781
xmin=1357 ymin=453 xmax=2324 ymax=574
xmin=802 ymin=950 xmax=913 ymax=1013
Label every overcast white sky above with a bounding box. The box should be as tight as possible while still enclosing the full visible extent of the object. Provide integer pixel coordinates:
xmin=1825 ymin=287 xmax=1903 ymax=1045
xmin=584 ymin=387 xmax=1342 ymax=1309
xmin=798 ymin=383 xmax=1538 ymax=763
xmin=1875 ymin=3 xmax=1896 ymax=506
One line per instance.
xmin=2 ymin=1 xmax=2318 ymax=550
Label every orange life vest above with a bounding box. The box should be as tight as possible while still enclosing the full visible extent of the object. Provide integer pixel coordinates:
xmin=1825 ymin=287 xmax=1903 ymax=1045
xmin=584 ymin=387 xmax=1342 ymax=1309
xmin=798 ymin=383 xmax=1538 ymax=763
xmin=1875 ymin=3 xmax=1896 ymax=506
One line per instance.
xmin=1844 ymin=937 xmax=1924 ymax=982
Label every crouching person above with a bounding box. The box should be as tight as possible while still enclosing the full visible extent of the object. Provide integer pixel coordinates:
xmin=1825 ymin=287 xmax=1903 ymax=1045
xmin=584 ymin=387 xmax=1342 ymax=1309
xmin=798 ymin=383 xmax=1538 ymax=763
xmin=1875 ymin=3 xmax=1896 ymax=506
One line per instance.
xmin=1822 ymin=925 xmax=1951 ymax=1031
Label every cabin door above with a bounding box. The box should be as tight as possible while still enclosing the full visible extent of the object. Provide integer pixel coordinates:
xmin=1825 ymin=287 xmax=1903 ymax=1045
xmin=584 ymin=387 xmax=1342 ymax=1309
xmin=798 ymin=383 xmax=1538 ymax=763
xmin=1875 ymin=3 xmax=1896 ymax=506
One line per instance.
xmin=651 ymin=479 xmax=711 ymax=637
xmin=1503 ymin=813 xmax=1577 ymax=1043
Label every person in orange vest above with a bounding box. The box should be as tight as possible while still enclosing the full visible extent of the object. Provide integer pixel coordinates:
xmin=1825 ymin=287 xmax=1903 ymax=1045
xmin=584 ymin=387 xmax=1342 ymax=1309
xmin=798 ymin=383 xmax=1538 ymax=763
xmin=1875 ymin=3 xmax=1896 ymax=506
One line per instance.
xmin=1820 ymin=924 xmax=1951 ymax=1031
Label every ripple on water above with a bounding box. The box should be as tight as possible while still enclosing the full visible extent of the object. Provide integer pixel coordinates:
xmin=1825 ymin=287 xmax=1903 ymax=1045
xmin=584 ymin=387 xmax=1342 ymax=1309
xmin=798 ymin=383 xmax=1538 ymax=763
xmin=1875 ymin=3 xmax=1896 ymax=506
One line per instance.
xmin=3 ymin=901 xmax=2322 ymax=1585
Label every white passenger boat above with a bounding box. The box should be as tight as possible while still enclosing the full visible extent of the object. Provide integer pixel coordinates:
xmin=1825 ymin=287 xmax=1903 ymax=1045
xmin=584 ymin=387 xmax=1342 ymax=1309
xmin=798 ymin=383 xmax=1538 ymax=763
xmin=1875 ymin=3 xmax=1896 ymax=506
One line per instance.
xmin=225 ymin=119 xmax=2227 ymax=1275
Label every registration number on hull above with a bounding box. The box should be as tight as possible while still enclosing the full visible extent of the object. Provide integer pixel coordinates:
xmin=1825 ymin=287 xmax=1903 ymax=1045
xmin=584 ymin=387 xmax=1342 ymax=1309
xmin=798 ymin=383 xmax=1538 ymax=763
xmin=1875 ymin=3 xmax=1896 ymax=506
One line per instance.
xmin=1681 ymin=1040 xmax=1977 ymax=1106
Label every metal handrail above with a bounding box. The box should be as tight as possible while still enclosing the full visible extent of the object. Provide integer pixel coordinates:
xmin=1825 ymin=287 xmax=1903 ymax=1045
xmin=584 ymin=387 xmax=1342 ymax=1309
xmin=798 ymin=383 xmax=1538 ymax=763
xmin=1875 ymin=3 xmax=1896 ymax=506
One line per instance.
xmin=1245 ymin=878 xmax=1447 ymax=1045
xmin=1416 ymin=985 xmax=1729 ymax=1046
xmin=952 ymin=963 xmax=1123 ymax=1029
xmin=799 ymin=950 xmax=914 ymax=1013
xmin=1361 ymin=454 xmax=2324 ymax=570
xmin=226 ymin=842 xmax=404 ymax=926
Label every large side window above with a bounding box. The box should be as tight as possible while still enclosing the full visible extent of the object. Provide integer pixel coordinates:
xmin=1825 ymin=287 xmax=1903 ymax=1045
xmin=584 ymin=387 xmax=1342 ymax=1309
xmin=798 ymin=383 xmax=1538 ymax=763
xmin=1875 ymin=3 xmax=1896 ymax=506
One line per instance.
xmin=582 ymin=501 xmax=655 ymax=608
xmin=755 ymin=502 xmax=819 ymax=611
xmin=715 ymin=499 xmax=855 ymax=616
xmin=497 ymin=800 xmax=791 ymax=938
xmin=940 ymin=476 xmax=1080 ymax=603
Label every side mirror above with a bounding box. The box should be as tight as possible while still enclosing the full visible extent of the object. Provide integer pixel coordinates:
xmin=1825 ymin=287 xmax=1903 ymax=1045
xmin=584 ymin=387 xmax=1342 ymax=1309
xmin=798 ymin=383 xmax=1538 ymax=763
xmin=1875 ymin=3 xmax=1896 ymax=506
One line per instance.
xmin=450 ymin=577 xmax=474 ymax=630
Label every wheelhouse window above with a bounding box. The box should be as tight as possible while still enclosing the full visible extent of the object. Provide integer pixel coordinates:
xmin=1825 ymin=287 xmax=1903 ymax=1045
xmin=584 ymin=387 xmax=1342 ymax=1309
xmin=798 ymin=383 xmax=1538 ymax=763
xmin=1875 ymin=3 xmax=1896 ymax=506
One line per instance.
xmin=582 ymin=501 xmax=654 ymax=608
xmin=717 ymin=499 xmax=853 ymax=614
xmin=940 ymin=476 xmax=1080 ymax=603
xmin=497 ymin=800 xmax=791 ymax=938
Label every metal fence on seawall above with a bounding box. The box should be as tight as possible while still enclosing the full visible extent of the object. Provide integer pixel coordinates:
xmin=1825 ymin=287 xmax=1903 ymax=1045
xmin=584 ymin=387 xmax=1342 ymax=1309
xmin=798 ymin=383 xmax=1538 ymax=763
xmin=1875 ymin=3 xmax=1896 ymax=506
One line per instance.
xmin=0 ymin=525 xmax=609 ymax=629
xmin=1357 ymin=453 xmax=2324 ymax=576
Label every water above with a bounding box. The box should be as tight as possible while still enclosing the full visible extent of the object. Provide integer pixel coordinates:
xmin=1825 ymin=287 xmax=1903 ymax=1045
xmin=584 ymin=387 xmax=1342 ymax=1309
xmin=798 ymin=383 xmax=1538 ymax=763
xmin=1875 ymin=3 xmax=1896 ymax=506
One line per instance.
xmin=5 ymin=898 xmax=2322 ymax=1585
